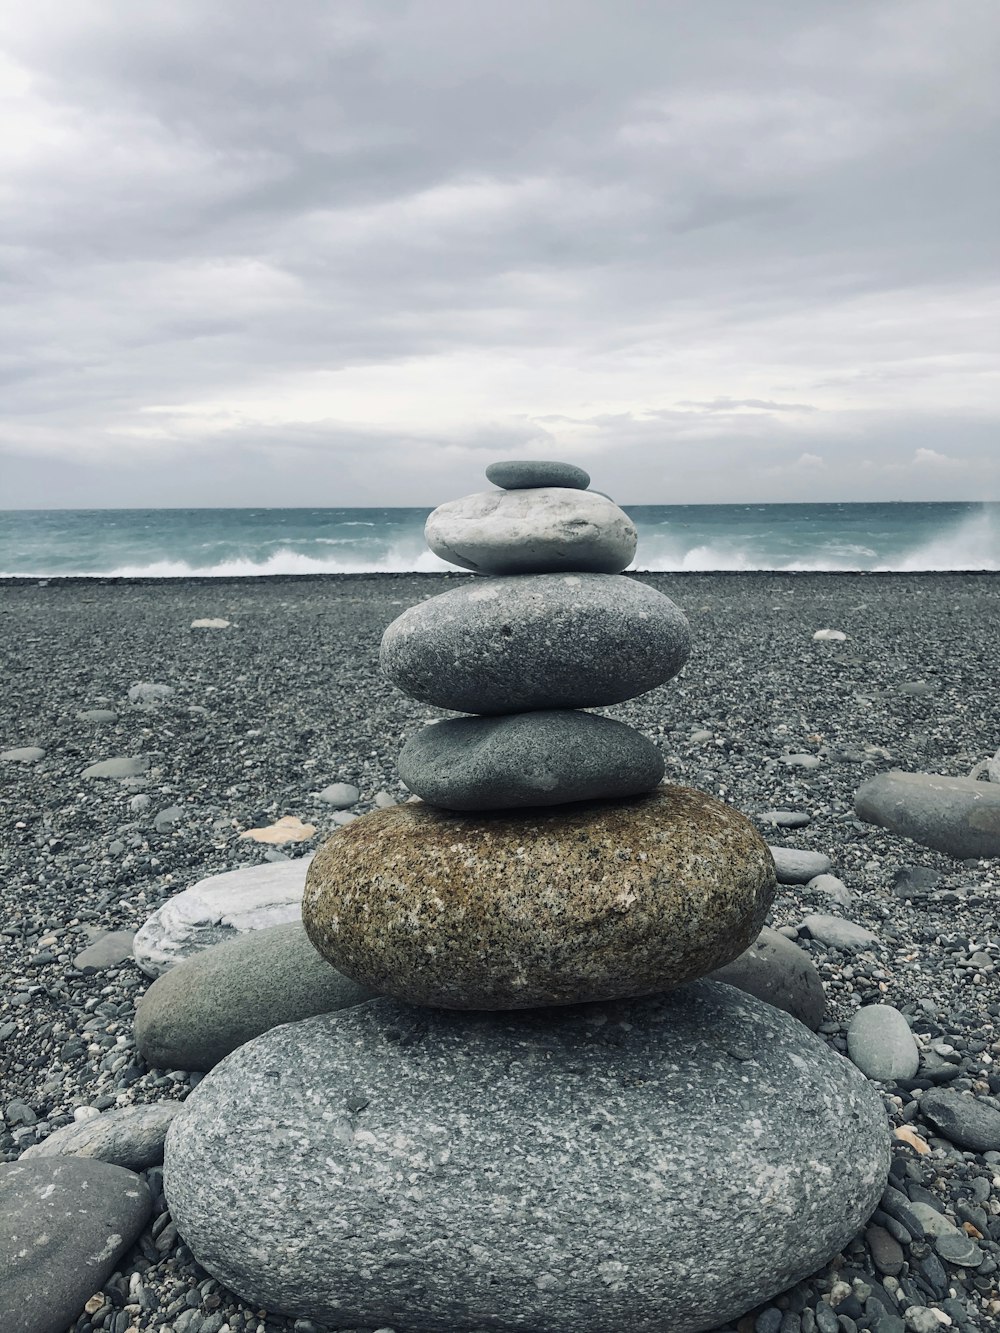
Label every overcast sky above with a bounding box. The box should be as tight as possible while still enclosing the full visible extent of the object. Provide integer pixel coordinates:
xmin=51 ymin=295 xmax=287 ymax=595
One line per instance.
xmin=1 ymin=1 xmax=998 ymax=507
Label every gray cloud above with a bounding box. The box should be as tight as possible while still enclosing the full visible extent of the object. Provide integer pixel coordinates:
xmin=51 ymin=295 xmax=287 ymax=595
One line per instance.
xmin=1 ymin=0 xmax=998 ymax=506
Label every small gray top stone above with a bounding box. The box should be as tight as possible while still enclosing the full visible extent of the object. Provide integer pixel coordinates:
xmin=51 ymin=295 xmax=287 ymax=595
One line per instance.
xmin=485 ymin=459 xmax=590 ymax=490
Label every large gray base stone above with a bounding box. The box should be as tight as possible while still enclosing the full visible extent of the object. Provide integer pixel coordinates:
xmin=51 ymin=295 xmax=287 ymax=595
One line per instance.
xmin=855 ymin=770 xmax=1000 ymax=859
xmin=165 ymin=982 xmax=890 ymax=1333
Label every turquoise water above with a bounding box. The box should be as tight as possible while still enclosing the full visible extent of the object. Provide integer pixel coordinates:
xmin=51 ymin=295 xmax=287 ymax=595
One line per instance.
xmin=1 ymin=502 xmax=998 ymax=576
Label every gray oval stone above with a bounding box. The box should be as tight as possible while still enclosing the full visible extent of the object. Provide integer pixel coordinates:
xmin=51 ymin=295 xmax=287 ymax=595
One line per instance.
xmin=855 ymin=770 xmax=1000 ymax=859
xmin=21 ymin=1102 xmax=181 ymax=1170
xmin=846 ymin=1004 xmax=919 ymax=1081
xmin=485 ymin=458 xmax=590 ymax=490
xmin=164 ymin=982 xmax=890 ymax=1333
xmin=0 ymin=1158 xmax=151 ymax=1333
xmin=768 ymin=847 xmax=832 ymax=884
xmin=134 ymin=922 xmax=375 ymax=1072
xmin=398 ymin=711 xmax=664 ymax=809
xmin=381 ymin=574 xmax=691 ymax=713
xmin=425 ymin=489 xmax=637 ymax=575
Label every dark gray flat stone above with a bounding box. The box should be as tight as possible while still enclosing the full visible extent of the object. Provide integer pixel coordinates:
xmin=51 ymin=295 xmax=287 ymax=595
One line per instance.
xmin=855 ymin=770 xmax=1000 ymax=859
xmin=398 ymin=711 xmax=664 ymax=809
xmin=919 ymin=1089 xmax=1000 ymax=1152
xmin=0 ymin=1158 xmax=151 ymax=1333
xmin=165 ymin=981 xmax=889 ymax=1333
xmin=485 ymin=459 xmax=590 ymax=490
xmin=74 ymin=930 xmax=135 ymax=972
xmin=707 ymin=926 xmax=826 ymax=1029
xmin=135 ymin=921 xmax=374 ymax=1071
xmin=380 ymin=574 xmax=691 ymax=714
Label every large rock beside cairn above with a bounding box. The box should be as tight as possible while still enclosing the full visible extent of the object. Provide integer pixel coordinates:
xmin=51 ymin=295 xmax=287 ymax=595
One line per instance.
xmin=855 ymin=769 xmax=1000 ymax=859
xmin=165 ymin=458 xmax=888 ymax=1332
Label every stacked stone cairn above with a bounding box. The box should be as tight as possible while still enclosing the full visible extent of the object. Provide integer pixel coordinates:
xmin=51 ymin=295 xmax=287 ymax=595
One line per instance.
xmin=164 ymin=461 xmax=892 ymax=1333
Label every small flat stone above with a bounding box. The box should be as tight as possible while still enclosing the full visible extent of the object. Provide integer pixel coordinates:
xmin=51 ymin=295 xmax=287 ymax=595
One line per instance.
xmin=813 ymin=629 xmax=847 ymax=641
xmin=191 ymin=618 xmax=231 ymax=628
xmin=132 ymin=859 xmax=311 ymax=976
xmin=154 ymin=804 xmax=184 ymax=833
xmin=74 ymin=930 xmax=136 ymax=972
xmin=918 ymin=1089 xmax=1000 ymax=1152
xmin=76 ymin=708 xmax=118 ymax=723
xmin=381 ymin=573 xmax=691 ymax=714
xmin=20 ymin=1103 xmax=180 ymax=1170
xmin=0 ymin=1158 xmax=151 ymax=1333
xmin=81 ymin=755 xmax=150 ymax=779
xmin=782 ymin=753 xmax=821 ymax=769
xmin=707 ymin=926 xmax=826 ymax=1029
xmin=801 ymin=914 xmax=879 ymax=952
xmin=425 ymin=488 xmax=636 ymax=575
xmin=304 ymin=786 xmax=775 ymax=1009
xmin=847 ymin=1005 xmax=919 ymax=1081
xmin=865 ymin=1224 xmax=905 ymax=1277
xmin=485 ymin=459 xmax=590 ymax=490
xmin=769 ymin=847 xmax=832 ymax=883
xmin=0 ymin=746 xmax=45 ymax=762
xmin=398 ymin=710 xmax=664 ymax=810
xmin=855 ymin=770 xmax=1000 ymax=859
xmin=135 ymin=921 xmax=375 ymax=1072
xmin=315 ymin=782 xmax=360 ymax=808
xmin=759 ymin=810 xmax=811 ymax=828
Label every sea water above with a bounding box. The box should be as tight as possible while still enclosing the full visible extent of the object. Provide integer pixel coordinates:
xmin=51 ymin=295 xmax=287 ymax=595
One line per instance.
xmin=1 ymin=501 xmax=998 ymax=577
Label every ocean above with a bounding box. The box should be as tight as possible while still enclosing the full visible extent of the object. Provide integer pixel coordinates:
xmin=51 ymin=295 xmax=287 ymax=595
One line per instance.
xmin=1 ymin=501 xmax=998 ymax=577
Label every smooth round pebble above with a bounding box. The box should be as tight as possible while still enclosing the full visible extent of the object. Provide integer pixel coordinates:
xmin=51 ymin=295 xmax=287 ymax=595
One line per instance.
xmin=769 ymin=847 xmax=832 ymax=884
xmin=846 ymin=1004 xmax=919 ymax=1081
xmin=855 ymin=769 xmax=1000 ymax=859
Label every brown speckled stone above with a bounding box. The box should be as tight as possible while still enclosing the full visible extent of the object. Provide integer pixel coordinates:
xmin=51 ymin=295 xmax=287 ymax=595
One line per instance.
xmin=303 ymin=786 xmax=776 ymax=1009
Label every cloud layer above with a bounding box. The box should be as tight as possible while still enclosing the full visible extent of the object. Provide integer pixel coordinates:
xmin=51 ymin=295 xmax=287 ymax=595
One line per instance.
xmin=1 ymin=1 xmax=998 ymax=505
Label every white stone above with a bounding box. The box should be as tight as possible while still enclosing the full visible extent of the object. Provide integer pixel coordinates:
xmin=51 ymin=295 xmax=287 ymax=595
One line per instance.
xmin=425 ymin=487 xmax=637 ymax=574
xmin=813 ymin=629 xmax=847 ymax=641
xmin=190 ymin=618 xmax=231 ymax=629
xmin=315 ymin=783 xmax=360 ymax=808
xmin=0 ymin=746 xmax=45 ymax=762
xmin=132 ymin=859 xmax=311 ymax=977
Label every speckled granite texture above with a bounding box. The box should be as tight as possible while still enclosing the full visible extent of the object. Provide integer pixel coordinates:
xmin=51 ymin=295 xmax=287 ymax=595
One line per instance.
xmin=379 ymin=572 xmax=691 ymax=713
xmin=397 ymin=709 xmax=665 ymax=810
xmin=164 ymin=981 xmax=891 ymax=1333
xmin=303 ymin=785 xmax=776 ymax=1009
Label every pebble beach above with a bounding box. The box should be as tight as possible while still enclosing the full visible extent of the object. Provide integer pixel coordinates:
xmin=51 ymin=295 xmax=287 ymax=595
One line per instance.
xmin=2 ymin=569 xmax=999 ymax=1333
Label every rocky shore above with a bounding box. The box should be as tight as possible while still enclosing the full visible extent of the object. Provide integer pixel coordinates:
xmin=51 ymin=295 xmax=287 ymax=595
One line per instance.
xmin=2 ymin=570 xmax=999 ymax=1333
